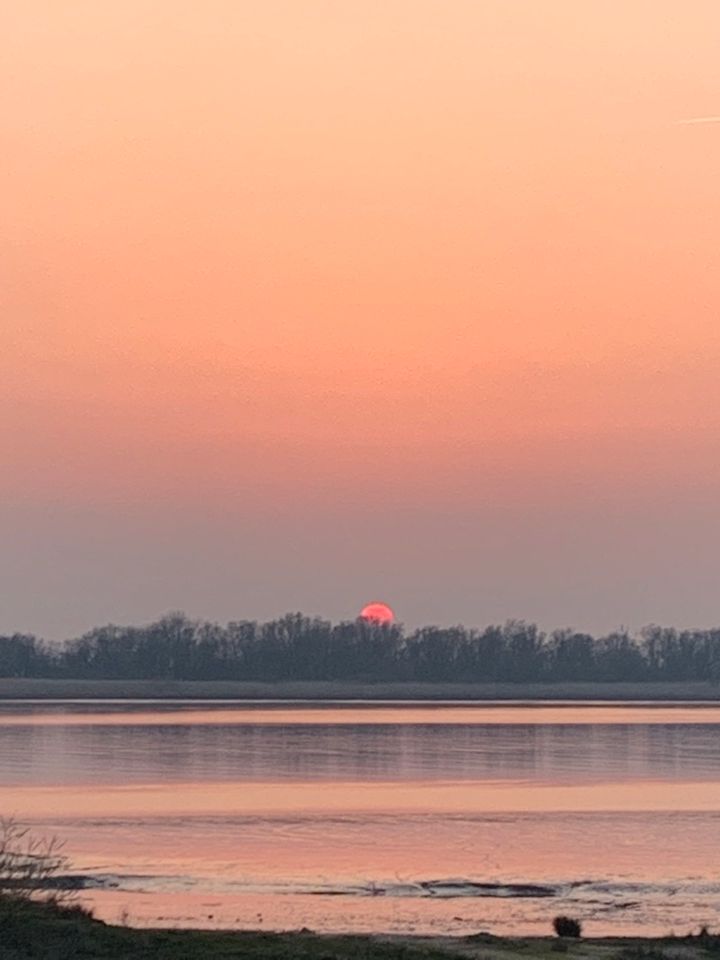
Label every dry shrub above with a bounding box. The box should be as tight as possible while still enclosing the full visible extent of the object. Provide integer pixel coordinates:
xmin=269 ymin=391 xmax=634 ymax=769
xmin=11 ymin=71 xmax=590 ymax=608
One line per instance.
xmin=0 ymin=817 xmax=72 ymax=906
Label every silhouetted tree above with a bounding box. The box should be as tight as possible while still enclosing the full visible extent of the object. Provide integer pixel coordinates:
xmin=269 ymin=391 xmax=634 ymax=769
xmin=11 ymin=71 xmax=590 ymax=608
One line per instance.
xmin=0 ymin=634 xmax=53 ymax=678
xmin=3 ymin=613 xmax=720 ymax=685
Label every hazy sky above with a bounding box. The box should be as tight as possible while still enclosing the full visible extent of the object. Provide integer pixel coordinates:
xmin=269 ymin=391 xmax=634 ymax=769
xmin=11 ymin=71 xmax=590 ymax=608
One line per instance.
xmin=3 ymin=1 xmax=720 ymax=640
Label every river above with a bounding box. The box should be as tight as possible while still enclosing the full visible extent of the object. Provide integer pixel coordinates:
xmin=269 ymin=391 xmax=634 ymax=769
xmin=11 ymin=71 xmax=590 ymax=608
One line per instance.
xmin=1 ymin=699 xmax=719 ymax=935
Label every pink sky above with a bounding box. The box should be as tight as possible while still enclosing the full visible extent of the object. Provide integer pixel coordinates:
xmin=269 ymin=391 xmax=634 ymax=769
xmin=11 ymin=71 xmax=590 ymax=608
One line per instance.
xmin=3 ymin=1 xmax=720 ymax=639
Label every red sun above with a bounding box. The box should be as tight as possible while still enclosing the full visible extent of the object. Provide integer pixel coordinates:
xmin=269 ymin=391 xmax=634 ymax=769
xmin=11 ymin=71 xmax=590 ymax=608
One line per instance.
xmin=359 ymin=601 xmax=395 ymax=624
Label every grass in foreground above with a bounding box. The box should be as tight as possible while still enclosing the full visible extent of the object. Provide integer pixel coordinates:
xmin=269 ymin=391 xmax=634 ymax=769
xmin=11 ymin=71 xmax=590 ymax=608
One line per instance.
xmin=0 ymin=897 xmax=460 ymax=960
xmin=4 ymin=899 xmax=720 ymax=960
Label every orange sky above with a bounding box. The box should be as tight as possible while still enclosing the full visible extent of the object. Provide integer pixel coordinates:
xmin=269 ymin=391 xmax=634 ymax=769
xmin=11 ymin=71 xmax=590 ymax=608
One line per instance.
xmin=3 ymin=1 xmax=720 ymax=638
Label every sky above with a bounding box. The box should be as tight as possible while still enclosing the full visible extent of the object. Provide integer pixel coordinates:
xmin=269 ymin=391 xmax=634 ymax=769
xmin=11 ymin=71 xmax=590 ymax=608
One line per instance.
xmin=3 ymin=1 xmax=720 ymax=641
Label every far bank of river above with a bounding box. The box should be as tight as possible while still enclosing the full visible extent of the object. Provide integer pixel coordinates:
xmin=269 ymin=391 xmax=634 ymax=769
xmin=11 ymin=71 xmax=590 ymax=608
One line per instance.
xmin=1 ymin=677 xmax=720 ymax=700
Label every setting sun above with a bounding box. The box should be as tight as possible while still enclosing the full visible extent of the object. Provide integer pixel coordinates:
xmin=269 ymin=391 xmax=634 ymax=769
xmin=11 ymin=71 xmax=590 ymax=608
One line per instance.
xmin=359 ymin=602 xmax=395 ymax=624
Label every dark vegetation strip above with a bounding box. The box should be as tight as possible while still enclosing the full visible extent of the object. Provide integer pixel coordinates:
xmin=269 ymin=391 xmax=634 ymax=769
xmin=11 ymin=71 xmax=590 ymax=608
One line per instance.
xmin=3 ymin=613 xmax=720 ymax=685
xmin=2 ymin=678 xmax=720 ymax=700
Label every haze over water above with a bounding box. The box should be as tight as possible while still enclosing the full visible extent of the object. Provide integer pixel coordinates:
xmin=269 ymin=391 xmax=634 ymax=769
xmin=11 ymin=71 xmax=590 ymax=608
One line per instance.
xmin=3 ymin=700 xmax=720 ymax=935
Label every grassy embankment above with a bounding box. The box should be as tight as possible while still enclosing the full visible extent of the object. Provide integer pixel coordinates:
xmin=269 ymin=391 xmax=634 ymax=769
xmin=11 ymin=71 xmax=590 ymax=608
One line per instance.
xmin=2 ymin=899 xmax=719 ymax=960
xmin=1 ymin=678 xmax=720 ymax=701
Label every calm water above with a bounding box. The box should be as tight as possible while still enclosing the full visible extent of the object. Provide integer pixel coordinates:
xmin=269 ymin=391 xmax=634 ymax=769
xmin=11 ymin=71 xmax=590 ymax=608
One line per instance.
xmin=2 ymin=700 xmax=720 ymax=935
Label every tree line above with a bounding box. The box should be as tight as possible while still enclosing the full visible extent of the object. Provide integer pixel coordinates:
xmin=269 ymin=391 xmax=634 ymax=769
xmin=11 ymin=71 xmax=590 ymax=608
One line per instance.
xmin=2 ymin=613 xmax=720 ymax=683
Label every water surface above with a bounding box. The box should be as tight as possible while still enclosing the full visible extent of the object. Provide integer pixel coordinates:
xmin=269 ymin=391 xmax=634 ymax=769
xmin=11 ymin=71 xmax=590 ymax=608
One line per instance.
xmin=1 ymin=700 xmax=719 ymax=935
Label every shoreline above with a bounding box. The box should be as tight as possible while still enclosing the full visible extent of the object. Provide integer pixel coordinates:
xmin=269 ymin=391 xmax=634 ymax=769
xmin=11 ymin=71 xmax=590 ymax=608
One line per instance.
xmin=1 ymin=678 xmax=720 ymax=700
xmin=4 ymin=898 xmax=719 ymax=960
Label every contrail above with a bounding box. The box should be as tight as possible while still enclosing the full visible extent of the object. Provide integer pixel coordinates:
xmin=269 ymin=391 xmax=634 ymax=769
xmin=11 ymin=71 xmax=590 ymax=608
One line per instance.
xmin=677 ymin=116 xmax=720 ymax=125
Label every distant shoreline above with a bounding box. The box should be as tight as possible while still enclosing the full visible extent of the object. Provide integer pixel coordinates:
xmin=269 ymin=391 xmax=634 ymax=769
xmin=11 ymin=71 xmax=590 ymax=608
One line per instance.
xmin=1 ymin=678 xmax=720 ymax=700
